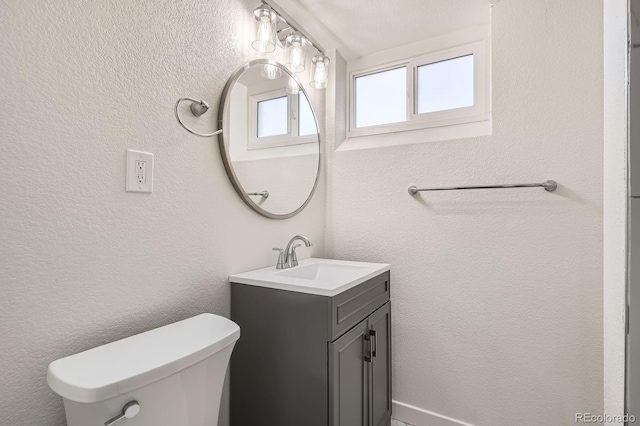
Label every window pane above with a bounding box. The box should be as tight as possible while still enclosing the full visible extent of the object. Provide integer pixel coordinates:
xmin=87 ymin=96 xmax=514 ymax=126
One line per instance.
xmin=257 ymin=96 xmax=287 ymax=138
xmin=417 ymin=55 xmax=474 ymax=114
xmin=298 ymin=92 xmax=317 ymax=136
xmin=355 ymin=67 xmax=407 ymax=128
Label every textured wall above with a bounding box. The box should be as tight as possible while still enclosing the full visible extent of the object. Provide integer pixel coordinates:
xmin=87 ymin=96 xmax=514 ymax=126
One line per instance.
xmin=0 ymin=1 xmax=325 ymax=425
xmin=326 ymin=1 xmax=604 ymax=425
xmin=289 ymin=0 xmax=489 ymax=60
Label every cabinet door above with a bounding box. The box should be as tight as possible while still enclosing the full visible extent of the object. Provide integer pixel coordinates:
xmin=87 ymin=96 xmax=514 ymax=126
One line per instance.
xmin=629 ymin=198 xmax=640 ymax=416
xmin=368 ymin=302 xmax=392 ymax=426
xmin=329 ymin=319 xmax=369 ymax=426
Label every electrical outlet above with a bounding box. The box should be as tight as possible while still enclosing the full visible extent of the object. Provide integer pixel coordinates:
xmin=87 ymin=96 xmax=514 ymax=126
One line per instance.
xmin=126 ymin=150 xmax=153 ymax=193
xmin=135 ymin=160 xmax=147 ymax=184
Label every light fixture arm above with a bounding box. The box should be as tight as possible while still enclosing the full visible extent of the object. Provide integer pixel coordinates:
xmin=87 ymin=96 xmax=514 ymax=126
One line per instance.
xmin=277 ymin=25 xmax=293 ymax=35
xmin=174 ymin=97 xmax=223 ymax=138
xmin=261 ymin=0 xmax=325 ymax=55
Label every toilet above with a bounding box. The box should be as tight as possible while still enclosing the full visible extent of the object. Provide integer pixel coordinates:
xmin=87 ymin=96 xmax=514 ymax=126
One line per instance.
xmin=47 ymin=313 xmax=240 ymax=426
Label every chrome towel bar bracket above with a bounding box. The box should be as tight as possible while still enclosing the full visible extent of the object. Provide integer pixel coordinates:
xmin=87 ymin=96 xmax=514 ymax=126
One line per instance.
xmin=247 ymin=190 xmax=270 ymax=199
xmin=175 ymin=97 xmax=223 ymax=137
xmin=408 ymin=180 xmax=558 ymax=195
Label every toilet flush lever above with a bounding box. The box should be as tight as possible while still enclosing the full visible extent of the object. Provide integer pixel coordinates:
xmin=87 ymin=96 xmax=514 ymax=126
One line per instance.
xmin=105 ymin=401 xmax=141 ymax=426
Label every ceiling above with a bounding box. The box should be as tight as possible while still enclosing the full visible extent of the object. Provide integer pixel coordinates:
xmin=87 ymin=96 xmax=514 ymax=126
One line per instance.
xmin=272 ymin=0 xmax=491 ymax=60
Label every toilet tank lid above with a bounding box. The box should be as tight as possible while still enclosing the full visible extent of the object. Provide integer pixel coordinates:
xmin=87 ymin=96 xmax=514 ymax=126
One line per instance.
xmin=47 ymin=313 xmax=240 ymax=404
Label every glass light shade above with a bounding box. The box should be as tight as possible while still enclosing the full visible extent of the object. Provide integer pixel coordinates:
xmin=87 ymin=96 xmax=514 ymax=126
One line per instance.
xmin=310 ymin=53 xmax=330 ymax=89
xmin=286 ymin=76 xmax=300 ymax=95
xmin=261 ymin=63 xmax=283 ymax=80
xmin=285 ymin=32 xmax=307 ymax=73
xmin=251 ymin=6 xmax=277 ymax=53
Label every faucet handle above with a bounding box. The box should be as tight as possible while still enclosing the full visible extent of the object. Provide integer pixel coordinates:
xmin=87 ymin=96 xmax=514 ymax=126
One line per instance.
xmin=272 ymin=248 xmax=286 ymax=269
xmin=290 ymin=244 xmax=302 ymax=267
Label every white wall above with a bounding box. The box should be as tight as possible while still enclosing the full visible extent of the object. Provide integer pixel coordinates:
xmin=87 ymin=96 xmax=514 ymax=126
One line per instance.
xmin=0 ymin=1 xmax=325 ymax=425
xmin=326 ymin=1 xmax=604 ymax=424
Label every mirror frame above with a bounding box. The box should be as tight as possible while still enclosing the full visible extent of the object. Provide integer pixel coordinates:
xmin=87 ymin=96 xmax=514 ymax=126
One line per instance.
xmin=217 ymin=59 xmax=321 ymax=220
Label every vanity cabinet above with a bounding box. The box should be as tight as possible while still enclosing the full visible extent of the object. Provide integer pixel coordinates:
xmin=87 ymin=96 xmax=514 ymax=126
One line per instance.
xmin=230 ymin=270 xmax=391 ymax=426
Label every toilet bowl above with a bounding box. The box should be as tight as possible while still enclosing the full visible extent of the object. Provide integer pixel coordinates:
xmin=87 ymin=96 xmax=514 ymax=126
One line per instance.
xmin=47 ymin=313 xmax=240 ymax=426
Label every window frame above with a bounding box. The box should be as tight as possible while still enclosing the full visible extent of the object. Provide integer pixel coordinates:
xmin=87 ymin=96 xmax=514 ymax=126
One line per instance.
xmin=249 ymin=89 xmax=318 ymax=150
xmin=347 ymin=33 xmax=490 ymax=139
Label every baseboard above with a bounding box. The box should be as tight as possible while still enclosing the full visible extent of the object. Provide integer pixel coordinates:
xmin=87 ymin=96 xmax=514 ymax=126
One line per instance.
xmin=392 ymin=401 xmax=477 ymax=426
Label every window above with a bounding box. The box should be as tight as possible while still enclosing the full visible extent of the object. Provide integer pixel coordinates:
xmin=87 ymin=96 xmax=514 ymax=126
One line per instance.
xmin=257 ymin=96 xmax=288 ymax=138
xmin=416 ymin=55 xmax=474 ymax=114
xmin=347 ymin=27 xmax=490 ymax=140
xmin=355 ymin=67 xmax=407 ymax=128
xmin=250 ymin=90 xmax=318 ymax=149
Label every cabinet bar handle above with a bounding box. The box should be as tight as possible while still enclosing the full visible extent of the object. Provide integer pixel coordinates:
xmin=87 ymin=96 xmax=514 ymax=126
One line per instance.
xmin=364 ymin=334 xmax=372 ymax=363
xmin=370 ymin=330 xmax=377 ymax=358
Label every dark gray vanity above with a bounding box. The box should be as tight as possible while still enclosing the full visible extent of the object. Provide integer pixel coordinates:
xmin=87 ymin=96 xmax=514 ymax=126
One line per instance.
xmin=230 ymin=262 xmax=391 ymax=426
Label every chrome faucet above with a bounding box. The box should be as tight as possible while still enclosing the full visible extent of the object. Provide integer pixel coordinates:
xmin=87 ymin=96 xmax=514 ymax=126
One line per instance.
xmin=273 ymin=235 xmax=313 ymax=269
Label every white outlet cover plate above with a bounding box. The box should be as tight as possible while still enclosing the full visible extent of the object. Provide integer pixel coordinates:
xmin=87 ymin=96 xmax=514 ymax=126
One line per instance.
xmin=126 ymin=149 xmax=154 ymax=193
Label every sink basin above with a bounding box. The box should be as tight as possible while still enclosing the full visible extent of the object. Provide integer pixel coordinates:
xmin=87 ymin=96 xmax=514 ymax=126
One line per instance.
xmin=274 ymin=262 xmax=368 ymax=281
xmin=229 ymin=258 xmax=390 ymax=296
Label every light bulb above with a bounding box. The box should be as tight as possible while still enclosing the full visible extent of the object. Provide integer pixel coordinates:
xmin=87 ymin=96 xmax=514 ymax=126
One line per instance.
xmin=261 ymin=64 xmax=282 ymax=80
xmin=251 ymin=6 xmax=276 ymax=53
xmin=256 ymin=18 xmax=271 ymax=50
xmin=291 ymin=44 xmax=303 ymax=68
xmin=310 ymin=53 xmax=329 ymax=89
xmin=286 ymin=76 xmax=300 ymax=95
xmin=314 ymin=62 xmax=326 ymax=84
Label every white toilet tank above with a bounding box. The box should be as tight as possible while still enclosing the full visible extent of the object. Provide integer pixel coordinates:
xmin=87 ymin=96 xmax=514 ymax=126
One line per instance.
xmin=47 ymin=313 xmax=240 ymax=426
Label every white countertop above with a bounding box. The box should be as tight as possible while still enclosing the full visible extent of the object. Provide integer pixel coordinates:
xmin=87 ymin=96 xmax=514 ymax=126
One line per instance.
xmin=229 ymin=258 xmax=390 ymax=297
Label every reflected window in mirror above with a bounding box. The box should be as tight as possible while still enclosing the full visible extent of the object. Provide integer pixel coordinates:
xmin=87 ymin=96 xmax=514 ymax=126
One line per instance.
xmin=257 ymin=96 xmax=288 ymax=138
xmin=298 ymin=93 xmax=316 ymax=137
xmin=250 ymin=90 xmax=317 ymax=150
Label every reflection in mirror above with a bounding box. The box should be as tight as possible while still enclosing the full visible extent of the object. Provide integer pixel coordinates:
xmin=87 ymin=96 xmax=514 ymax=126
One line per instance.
xmin=220 ymin=60 xmax=320 ymax=219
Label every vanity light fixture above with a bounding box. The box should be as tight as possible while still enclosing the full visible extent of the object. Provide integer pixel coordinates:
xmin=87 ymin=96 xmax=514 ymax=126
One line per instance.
xmin=252 ymin=5 xmax=277 ymax=53
xmin=251 ymin=1 xmax=330 ymax=89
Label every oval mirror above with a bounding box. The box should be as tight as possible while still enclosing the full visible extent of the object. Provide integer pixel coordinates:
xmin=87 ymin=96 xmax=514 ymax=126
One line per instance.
xmin=218 ymin=59 xmax=320 ymax=219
